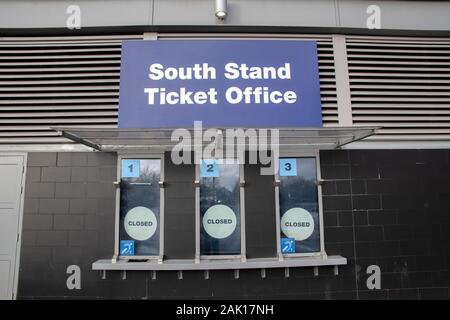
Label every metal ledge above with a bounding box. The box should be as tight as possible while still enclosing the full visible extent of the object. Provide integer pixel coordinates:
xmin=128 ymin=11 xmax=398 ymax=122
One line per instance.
xmin=92 ymin=255 xmax=346 ymax=271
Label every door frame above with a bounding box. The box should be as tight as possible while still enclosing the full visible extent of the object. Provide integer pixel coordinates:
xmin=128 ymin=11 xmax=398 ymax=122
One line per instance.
xmin=0 ymin=152 xmax=27 ymax=300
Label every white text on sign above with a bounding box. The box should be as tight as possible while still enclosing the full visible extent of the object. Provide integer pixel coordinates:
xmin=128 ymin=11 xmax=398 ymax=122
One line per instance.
xmin=143 ymin=63 xmax=298 ymax=106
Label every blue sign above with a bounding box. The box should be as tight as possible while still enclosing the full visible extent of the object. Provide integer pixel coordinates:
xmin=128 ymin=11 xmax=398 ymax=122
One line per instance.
xmin=281 ymin=238 xmax=296 ymax=253
xmin=200 ymin=159 xmax=220 ymax=177
xmin=118 ymin=40 xmax=323 ymax=128
xmin=279 ymin=158 xmax=297 ymax=177
xmin=120 ymin=240 xmax=135 ymax=256
xmin=122 ymin=159 xmax=140 ymax=178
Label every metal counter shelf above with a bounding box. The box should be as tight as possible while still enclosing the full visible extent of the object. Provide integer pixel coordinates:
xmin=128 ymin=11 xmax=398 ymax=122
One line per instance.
xmin=92 ymin=255 xmax=347 ymax=277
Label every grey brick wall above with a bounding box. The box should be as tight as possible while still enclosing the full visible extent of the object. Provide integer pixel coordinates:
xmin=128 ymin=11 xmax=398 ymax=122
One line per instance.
xmin=18 ymin=150 xmax=450 ymax=299
xmin=19 ymin=152 xmax=122 ymax=298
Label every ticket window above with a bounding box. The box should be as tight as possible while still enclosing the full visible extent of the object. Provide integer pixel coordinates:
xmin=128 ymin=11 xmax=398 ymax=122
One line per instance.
xmin=278 ymin=157 xmax=323 ymax=256
xmin=118 ymin=158 xmax=162 ymax=259
xmin=198 ymin=159 xmax=243 ymax=257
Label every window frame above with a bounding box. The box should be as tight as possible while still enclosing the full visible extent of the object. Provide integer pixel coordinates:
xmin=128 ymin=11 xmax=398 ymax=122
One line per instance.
xmin=111 ymin=151 xmax=327 ymax=263
xmin=114 ymin=153 xmax=165 ymax=263
xmin=195 ymin=159 xmax=246 ymax=262
xmin=275 ymin=151 xmax=326 ymax=259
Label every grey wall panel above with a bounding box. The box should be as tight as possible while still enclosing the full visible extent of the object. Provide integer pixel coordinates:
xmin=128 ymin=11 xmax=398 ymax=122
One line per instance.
xmin=338 ymin=0 xmax=450 ymax=31
xmin=153 ymin=0 xmax=337 ymax=27
xmin=1 ymin=0 xmax=449 ymax=32
xmin=0 ymin=0 xmax=153 ymax=28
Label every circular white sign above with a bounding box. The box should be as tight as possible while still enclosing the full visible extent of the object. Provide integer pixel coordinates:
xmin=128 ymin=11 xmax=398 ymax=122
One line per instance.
xmin=202 ymin=204 xmax=237 ymax=239
xmin=281 ymin=208 xmax=315 ymax=241
xmin=124 ymin=206 xmax=157 ymax=241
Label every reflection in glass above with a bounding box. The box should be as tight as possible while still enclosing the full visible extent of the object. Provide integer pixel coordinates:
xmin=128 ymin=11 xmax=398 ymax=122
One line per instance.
xmin=279 ymin=158 xmax=321 ymax=254
xmin=119 ymin=159 xmax=161 ymax=256
xmin=200 ymin=161 xmax=241 ymax=255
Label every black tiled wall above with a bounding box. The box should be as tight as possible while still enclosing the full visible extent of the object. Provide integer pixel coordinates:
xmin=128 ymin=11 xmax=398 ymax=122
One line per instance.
xmin=244 ymin=163 xmax=277 ymax=258
xmin=18 ymin=150 xmax=450 ymax=299
xmin=321 ymin=150 xmax=450 ymax=300
xmin=164 ymin=153 xmax=196 ymax=259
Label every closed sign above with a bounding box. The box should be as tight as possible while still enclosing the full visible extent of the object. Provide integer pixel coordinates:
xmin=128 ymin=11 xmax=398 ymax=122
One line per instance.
xmin=202 ymin=204 xmax=237 ymax=239
xmin=281 ymin=207 xmax=315 ymax=241
xmin=124 ymin=206 xmax=157 ymax=241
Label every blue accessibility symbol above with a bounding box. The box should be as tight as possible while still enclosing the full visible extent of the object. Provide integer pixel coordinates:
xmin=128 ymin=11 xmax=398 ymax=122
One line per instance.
xmin=281 ymin=238 xmax=296 ymax=253
xmin=120 ymin=240 xmax=135 ymax=256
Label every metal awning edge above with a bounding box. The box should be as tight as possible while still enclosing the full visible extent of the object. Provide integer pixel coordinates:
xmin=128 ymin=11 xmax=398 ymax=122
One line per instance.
xmin=53 ymin=127 xmax=102 ymax=151
xmin=52 ymin=126 xmax=381 ymax=152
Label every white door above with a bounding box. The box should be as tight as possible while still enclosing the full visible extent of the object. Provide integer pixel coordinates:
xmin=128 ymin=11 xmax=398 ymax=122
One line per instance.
xmin=0 ymin=155 xmax=25 ymax=300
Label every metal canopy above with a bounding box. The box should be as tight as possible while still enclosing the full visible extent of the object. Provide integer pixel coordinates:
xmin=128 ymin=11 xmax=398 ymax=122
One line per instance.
xmin=52 ymin=126 xmax=380 ymax=152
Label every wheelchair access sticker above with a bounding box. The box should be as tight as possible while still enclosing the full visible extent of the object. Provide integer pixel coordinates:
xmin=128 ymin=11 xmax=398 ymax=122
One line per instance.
xmin=281 ymin=237 xmax=296 ymax=253
xmin=120 ymin=240 xmax=135 ymax=256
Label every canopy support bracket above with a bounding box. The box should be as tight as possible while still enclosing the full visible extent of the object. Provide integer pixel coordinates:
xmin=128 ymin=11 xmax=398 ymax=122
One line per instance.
xmin=335 ymin=128 xmax=378 ymax=149
xmin=58 ymin=129 xmax=102 ymax=151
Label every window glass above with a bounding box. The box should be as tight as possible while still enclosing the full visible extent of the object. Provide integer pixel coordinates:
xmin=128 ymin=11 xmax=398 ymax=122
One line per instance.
xmin=200 ymin=160 xmax=241 ymax=255
xmin=279 ymin=157 xmax=321 ymax=254
xmin=119 ymin=159 xmax=161 ymax=257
